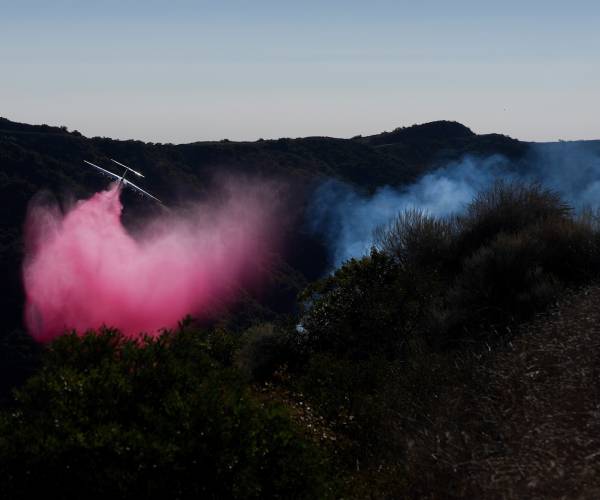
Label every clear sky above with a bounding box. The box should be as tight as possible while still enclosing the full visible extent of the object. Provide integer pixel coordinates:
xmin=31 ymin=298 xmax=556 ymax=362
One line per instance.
xmin=1 ymin=0 xmax=599 ymax=143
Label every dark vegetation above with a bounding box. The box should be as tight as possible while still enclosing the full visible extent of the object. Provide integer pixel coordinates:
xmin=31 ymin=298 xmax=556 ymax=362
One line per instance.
xmin=282 ymin=183 xmax=600 ymax=494
xmin=0 ymin=326 xmax=330 ymax=499
xmin=0 ymin=116 xmax=528 ymax=394
xmin=2 ymin=117 xmax=600 ymax=497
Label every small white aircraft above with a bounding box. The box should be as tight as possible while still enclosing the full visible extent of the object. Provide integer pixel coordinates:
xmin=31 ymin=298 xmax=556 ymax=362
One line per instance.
xmin=83 ymin=158 xmax=163 ymax=205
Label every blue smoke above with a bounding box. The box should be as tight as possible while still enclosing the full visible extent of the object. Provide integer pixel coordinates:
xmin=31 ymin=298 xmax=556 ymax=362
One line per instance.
xmin=308 ymin=141 xmax=600 ymax=269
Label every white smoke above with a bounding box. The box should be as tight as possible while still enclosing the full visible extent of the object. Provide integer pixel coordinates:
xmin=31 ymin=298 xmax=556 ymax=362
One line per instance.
xmin=308 ymin=142 xmax=600 ymax=269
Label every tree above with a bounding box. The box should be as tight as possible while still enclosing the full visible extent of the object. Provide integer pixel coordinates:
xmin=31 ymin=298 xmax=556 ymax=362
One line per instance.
xmin=0 ymin=327 xmax=329 ymax=499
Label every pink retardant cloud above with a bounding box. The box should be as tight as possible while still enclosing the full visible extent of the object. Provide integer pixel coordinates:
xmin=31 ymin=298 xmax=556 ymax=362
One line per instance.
xmin=23 ymin=180 xmax=282 ymax=342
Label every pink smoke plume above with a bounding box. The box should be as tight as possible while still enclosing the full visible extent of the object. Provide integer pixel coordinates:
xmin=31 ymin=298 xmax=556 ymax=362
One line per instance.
xmin=23 ymin=180 xmax=281 ymax=342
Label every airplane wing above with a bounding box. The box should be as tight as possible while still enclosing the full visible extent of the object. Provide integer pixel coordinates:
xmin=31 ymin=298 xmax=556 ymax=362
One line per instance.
xmin=111 ymin=158 xmax=144 ymax=177
xmin=122 ymin=178 xmax=163 ymax=205
xmin=83 ymin=160 xmax=163 ymax=205
xmin=83 ymin=160 xmax=123 ymax=182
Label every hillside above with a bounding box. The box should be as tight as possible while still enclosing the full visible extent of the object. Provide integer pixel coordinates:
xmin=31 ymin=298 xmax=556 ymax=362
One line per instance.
xmin=3 ymin=125 xmax=600 ymax=497
xmin=0 ymin=116 xmax=527 ymax=336
xmin=405 ymin=285 xmax=600 ymax=499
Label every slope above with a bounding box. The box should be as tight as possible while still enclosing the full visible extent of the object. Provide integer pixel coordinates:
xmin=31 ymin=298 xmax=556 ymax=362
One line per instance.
xmin=408 ymin=285 xmax=600 ymax=499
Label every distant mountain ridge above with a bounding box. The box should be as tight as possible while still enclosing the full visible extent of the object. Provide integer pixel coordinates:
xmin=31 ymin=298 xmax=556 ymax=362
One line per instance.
xmin=0 ymin=117 xmax=472 ymax=143
xmin=0 ymin=116 xmax=528 ymax=191
xmin=357 ymin=120 xmax=475 ymax=146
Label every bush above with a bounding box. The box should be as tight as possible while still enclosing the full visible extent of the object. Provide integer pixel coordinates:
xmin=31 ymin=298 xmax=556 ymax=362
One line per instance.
xmin=446 ymin=200 xmax=600 ymax=340
xmin=531 ymin=214 xmax=600 ymax=282
xmin=235 ymin=323 xmax=298 ymax=381
xmin=447 ymin=232 xmax=562 ymax=334
xmin=0 ymin=327 xmax=329 ymax=500
xmin=456 ymin=182 xmax=571 ymax=257
xmin=303 ymin=183 xmax=600 ymax=351
xmin=298 ymin=251 xmax=426 ymax=360
xmin=289 ymin=182 xmax=600 ymax=496
xmin=374 ymin=208 xmax=457 ymax=274
xmin=0 ymin=328 xmax=41 ymax=404
xmin=300 ymin=353 xmax=402 ymax=455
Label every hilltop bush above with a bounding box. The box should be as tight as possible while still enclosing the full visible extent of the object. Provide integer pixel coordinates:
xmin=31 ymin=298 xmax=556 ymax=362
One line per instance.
xmin=298 ymin=251 xmax=431 ymax=360
xmin=301 ymin=182 xmax=600 ymax=352
xmin=444 ymin=186 xmax=600 ymax=339
xmin=455 ymin=182 xmax=571 ymax=257
xmin=374 ymin=208 xmax=458 ymax=274
xmin=0 ymin=327 xmax=329 ymax=500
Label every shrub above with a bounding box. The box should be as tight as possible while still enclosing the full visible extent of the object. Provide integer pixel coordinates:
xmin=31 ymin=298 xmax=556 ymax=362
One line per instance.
xmin=235 ymin=323 xmax=297 ymax=381
xmin=374 ymin=208 xmax=457 ymax=274
xmin=456 ymin=182 xmax=571 ymax=257
xmin=531 ymin=214 xmax=600 ymax=282
xmin=0 ymin=327 xmax=329 ymax=500
xmin=445 ymin=197 xmax=600 ymax=340
xmin=291 ymin=182 xmax=600 ymax=496
xmin=300 ymin=353 xmax=403 ymax=454
xmin=298 ymin=251 xmax=425 ymax=360
xmin=447 ymin=232 xmax=561 ymax=335
xmin=305 ymin=183 xmax=600 ymax=350
xmin=0 ymin=328 xmax=41 ymax=404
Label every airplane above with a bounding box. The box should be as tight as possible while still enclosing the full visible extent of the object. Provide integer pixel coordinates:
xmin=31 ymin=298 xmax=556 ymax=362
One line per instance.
xmin=83 ymin=158 xmax=163 ymax=205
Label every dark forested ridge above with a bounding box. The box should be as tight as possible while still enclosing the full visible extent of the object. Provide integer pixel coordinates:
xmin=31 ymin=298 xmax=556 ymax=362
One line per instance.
xmin=0 ymin=116 xmax=527 ymax=335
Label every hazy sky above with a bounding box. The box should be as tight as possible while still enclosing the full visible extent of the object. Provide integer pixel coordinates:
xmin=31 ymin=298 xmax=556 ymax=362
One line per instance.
xmin=1 ymin=0 xmax=599 ymax=143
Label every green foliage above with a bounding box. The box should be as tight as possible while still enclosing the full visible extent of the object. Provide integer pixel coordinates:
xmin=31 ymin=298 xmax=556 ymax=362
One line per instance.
xmin=299 ymin=251 xmax=428 ymax=360
xmin=532 ymin=213 xmax=600 ymax=282
xmin=5 ymin=117 xmax=600 ymax=497
xmin=456 ymin=181 xmax=571 ymax=256
xmin=374 ymin=208 xmax=458 ymax=274
xmin=283 ymin=183 xmax=600 ymax=497
xmin=299 ymin=354 xmax=401 ymax=456
xmin=301 ymin=183 xmax=600 ymax=353
xmin=235 ymin=323 xmax=298 ymax=381
xmin=0 ymin=328 xmax=41 ymax=405
xmin=448 ymin=232 xmax=562 ymax=330
xmin=0 ymin=327 xmax=329 ymax=500
xmin=444 ymin=185 xmax=600 ymax=339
